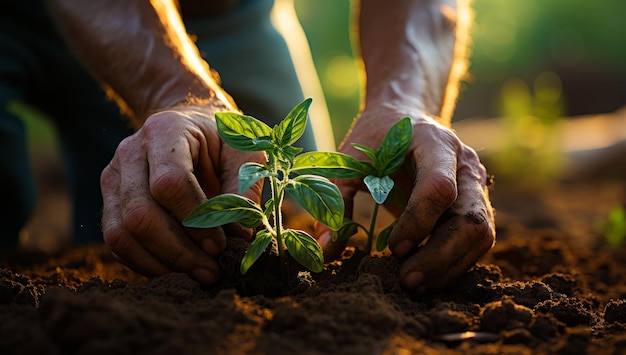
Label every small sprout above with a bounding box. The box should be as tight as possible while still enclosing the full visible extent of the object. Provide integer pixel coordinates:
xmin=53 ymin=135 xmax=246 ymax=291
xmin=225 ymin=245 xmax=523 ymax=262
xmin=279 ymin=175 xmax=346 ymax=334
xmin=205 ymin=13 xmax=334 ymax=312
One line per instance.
xmin=184 ymin=98 xmax=367 ymax=274
xmin=184 ymin=99 xmax=413 ymax=271
xmin=333 ymin=117 xmax=413 ymax=254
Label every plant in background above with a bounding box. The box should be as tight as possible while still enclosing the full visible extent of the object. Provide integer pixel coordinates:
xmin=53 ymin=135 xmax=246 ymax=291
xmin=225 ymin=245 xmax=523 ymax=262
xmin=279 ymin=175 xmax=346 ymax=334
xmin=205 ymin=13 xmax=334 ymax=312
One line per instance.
xmin=333 ymin=117 xmax=413 ymax=254
xmin=490 ymin=72 xmax=565 ymax=187
xmin=599 ymin=204 xmax=626 ymax=247
xmin=183 ymin=99 xmax=368 ymax=274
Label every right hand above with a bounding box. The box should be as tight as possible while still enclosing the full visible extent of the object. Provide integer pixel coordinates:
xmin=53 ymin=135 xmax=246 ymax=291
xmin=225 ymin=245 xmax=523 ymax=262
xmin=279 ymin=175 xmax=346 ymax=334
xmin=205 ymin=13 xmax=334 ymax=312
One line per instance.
xmin=316 ymin=107 xmax=495 ymax=294
xmin=100 ymin=101 xmax=265 ymax=285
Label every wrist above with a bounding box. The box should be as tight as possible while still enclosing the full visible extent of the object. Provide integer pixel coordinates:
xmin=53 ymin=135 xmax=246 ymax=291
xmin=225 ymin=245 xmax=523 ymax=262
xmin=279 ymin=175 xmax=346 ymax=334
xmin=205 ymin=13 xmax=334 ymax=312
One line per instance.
xmin=130 ymin=72 xmax=238 ymax=125
xmin=169 ymin=96 xmax=237 ymax=116
xmin=362 ymin=93 xmax=427 ymax=120
xmin=357 ymin=106 xmax=450 ymax=132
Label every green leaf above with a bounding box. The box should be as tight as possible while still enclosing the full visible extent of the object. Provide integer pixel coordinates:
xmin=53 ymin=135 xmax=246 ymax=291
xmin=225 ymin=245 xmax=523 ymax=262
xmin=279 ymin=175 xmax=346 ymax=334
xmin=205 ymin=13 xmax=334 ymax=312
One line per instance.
xmin=375 ymin=221 xmax=396 ymax=252
xmin=364 ymin=175 xmax=394 ymax=204
xmin=384 ymin=184 xmax=409 ymax=210
xmin=284 ymin=229 xmax=324 ymax=273
xmin=351 ymin=143 xmax=378 ymax=165
xmin=277 ymin=145 xmax=304 ymax=164
xmin=272 ymin=98 xmax=311 ymax=148
xmin=183 ymin=193 xmax=264 ymax=228
xmin=263 ymin=198 xmax=275 ymax=218
xmin=376 ymin=117 xmax=412 ymax=176
xmin=292 ymin=152 xmax=372 ymax=179
xmin=240 ymin=229 xmax=273 ymax=274
xmin=333 ymin=218 xmax=360 ymax=242
xmin=238 ymin=162 xmax=271 ymax=194
xmin=216 ymin=112 xmax=273 ymax=151
xmin=285 ymin=175 xmax=344 ymax=230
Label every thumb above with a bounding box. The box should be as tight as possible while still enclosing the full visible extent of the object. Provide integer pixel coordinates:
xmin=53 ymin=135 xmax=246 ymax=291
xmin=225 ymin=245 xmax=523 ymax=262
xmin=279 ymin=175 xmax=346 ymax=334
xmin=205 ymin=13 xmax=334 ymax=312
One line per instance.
xmin=315 ymin=222 xmax=346 ymax=262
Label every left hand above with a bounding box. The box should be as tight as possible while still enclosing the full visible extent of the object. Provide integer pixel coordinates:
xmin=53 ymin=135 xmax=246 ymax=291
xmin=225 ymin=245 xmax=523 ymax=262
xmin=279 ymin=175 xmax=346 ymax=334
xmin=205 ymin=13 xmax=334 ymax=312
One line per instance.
xmin=100 ymin=103 xmax=265 ymax=285
xmin=316 ymin=107 xmax=495 ymax=294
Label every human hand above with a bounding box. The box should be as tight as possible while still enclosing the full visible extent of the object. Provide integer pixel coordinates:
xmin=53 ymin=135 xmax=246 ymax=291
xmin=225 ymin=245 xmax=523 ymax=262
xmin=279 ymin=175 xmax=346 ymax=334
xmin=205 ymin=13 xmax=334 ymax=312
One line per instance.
xmin=317 ymin=107 xmax=495 ymax=294
xmin=100 ymin=102 xmax=265 ymax=285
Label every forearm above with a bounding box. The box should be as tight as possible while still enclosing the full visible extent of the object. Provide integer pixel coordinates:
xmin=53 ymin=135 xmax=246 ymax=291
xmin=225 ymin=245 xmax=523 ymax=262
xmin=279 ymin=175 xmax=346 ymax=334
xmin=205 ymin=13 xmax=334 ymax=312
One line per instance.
xmin=356 ymin=0 xmax=471 ymax=126
xmin=45 ymin=0 xmax=235 ymax=126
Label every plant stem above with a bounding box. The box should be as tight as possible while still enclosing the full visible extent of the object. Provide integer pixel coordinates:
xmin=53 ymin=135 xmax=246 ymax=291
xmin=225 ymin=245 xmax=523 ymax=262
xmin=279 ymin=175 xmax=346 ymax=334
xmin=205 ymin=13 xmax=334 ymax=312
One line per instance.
xmin=365 ymin=203 xmax=380 ymax=253
xmin=271 ymin=175 xmax=286 ymax=262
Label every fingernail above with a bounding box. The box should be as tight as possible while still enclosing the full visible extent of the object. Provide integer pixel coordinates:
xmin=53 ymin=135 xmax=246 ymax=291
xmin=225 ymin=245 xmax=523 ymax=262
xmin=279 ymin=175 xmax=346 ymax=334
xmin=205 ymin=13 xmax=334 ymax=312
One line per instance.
xmin=404 ymin=271 xmax=425 ymax=289
xmin=192 ymin=268 xmax=219 ymax=285
xmin=394 ymin=239 xmax=415 ymax=256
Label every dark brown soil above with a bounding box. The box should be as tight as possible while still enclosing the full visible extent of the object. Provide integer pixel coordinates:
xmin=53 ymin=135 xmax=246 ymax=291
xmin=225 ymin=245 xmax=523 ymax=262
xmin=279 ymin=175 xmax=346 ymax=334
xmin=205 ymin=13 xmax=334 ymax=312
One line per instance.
xmin=2 ymin=179 xmax=626 ymax=355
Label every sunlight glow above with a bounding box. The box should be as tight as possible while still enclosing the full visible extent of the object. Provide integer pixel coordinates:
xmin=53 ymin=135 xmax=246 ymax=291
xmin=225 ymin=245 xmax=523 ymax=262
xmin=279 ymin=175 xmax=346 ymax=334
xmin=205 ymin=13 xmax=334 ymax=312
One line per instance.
xmin=150 ymin=0 xmax=236 ymax=109
xmin=271 ymin=0 xmax=336 ymax=152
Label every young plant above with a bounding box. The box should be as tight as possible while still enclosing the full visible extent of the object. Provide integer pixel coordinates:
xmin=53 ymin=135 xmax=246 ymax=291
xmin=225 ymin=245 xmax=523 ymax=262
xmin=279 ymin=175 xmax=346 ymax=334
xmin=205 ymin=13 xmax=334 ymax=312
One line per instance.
xmin=333 ymin=117 xmax=413 ymax=254
xmin=183 ymin=98 xmax=368 ymax=274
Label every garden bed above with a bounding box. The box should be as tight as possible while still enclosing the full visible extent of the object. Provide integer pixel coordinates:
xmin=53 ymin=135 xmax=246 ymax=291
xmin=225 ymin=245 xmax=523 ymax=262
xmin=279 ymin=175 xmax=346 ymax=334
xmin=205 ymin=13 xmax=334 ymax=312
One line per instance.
xmin=2 ymin=179 xmax=626 ymax=354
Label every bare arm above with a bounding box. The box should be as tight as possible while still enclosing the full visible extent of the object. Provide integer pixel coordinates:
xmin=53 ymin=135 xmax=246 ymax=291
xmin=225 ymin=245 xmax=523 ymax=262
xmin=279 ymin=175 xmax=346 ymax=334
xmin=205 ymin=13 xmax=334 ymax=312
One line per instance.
xmin=45 ymin=0 xmax=236 ymax=124
xmin=44 ymin=0 xmax=264 ymax=285
xmin=319 ymin=0 xmax=494 ymax=293
xmin=358 ymin=0 xmax=470 ymax=125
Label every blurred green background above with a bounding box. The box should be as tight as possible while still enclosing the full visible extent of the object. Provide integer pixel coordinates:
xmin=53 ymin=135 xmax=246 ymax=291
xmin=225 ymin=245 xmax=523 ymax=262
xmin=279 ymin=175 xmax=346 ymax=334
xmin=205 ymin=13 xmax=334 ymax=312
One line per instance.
xmin=20 ymin=0 xmax=626 ymax=155
xmin=295 ymin=0 xmax=626 ymax=143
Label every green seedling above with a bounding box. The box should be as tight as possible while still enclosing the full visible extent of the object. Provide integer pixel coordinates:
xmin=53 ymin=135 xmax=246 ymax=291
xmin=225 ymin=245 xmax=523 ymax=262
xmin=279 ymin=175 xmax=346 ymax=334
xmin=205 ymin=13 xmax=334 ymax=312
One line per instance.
xmin=333 ymin=117 xmax=413 ymax=254
xmin=183 ymin=98 xmax=369 ymax=274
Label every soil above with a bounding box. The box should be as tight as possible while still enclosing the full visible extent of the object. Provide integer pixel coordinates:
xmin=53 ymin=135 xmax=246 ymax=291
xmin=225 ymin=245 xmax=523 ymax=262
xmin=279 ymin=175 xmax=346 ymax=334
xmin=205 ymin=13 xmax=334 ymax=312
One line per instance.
xmin=2 ymin=176 xmax=626 ymax=355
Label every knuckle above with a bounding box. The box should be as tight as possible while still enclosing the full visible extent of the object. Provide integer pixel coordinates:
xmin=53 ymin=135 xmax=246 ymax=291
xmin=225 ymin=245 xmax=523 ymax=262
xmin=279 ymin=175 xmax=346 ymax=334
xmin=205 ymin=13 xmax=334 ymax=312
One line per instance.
xmin=439 ymin=126 xmax=463 ymax=151
xmin=100 ymin=165 xmax=115 ymax=189
xmin=150 ymin=169 xmax=191 ymax=204
xmin=141 ymin=115 xmax=162 ymax=131
xmin=102 ymin=223 xmax=130 ymax=256
xmin=461 ymin=144 xmax=480 ymax=162
xmin=121 ymin=202 xmax=154 ymax=237
xmin=140 ymin=115 xmax=170 ymax=140
xmin=426 ymin=174 xmax=458 ymax=210
xmin=114 ymin=136 xmax=138 ymax=158
xmin=460 ymin=145 xmax=488 ymax=181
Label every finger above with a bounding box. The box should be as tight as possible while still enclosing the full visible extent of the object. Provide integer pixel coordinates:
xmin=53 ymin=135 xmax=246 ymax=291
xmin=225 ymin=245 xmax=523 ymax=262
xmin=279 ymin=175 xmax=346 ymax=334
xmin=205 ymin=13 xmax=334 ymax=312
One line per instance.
xmin=150 ymin=165 xmax=227 ymax=255
xmin=111 ymin=136 xmax=221 ymax=283
xmin=106 ymin=230 xmax=219 ymax=285
xmin=101 ymin=160 xmax=171 ymax=277
xmin=398 ymin=149 xmax=495 ymax=293
xmin=218 ymin=145 xmax=265 ymax=201
xmin=389 ymin=141 xmax=459 ymax=257
xmin=316 ymin=224 xmax=347 ymax=262
xmin=398 ymin=213 xmax=494 ymax=294
xmin=141 ymin=119 xmax=227 ymax=254
xmin=122 ymin=199 xmax=221 ymax=284
xmin=452 ymin=146 xmax=496 ymax=235
xmin=103 ymin=222 xmax=170 ymax=277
